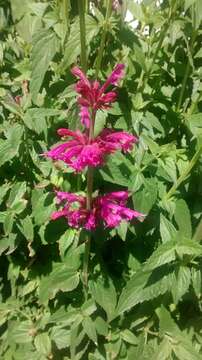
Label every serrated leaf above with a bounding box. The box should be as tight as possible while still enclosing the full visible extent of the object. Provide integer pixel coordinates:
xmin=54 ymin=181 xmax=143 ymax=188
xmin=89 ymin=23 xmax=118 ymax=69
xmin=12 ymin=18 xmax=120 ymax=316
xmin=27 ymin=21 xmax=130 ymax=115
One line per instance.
xmin=62 ymin=15 xmax=99 ymax=70
xmin=90 ymin=277 xmax=117 ymax=322
xmin=59 ymin=229 xmax=77 ymax=259
xmin=3 ymin=212 xmax=15 ymax=235
xmin=51 ymin=326 xmax=70 ymax=350
xmin=117 ymin=221 xmax=128 ymax=241
xmin=94 ymin=110 xmax=107 ymax=137
xmin=144 ymin=239 xmax=202 ymax=272
xmin=83 ymin=317 xmax=97 ymax=345
xmin=160 ymin=214 xmax=177 ymax=243
xmin=186 ymin=113 xmax=202 ymax=138
xmin=171 ymin=266 xmax=191 ymax=304
xmin=8 ymin=320 xmax=34 ymax=344
xmin=18 ymin=216 xmax=34 ymax=242
xmin=23 ymin=108 xmax=61 ymax=134
xmin=116 ymin=269 xmax=174 ymax=315
xmin=0 ymin=125 xmax=23 ymax=167
xmin=7 ymin=182 xmax=26 ymax=209
xmin=133 ymin=177 xmax=157 ymax=214
xmin=174 ymin=199 xmax=192 ymax=238
xmin=94 ymin=316 xmax=108 ymax=336
xmin=39 ymin=263 xmax=79 ymax=304
xmin=34 ymin=333 xmax=51 ymax=356
xmin=121 ymin=329 xmax=138 ymax=345
xmin=191 ymin=267 xmax=202 ymax=297
xmin=150 ymin=338 xmax=172 ymax=360
xmin=32 ymin=189 xmax=55 ymax=226
xmin=30 ymin=29 xmax=58 ymax=102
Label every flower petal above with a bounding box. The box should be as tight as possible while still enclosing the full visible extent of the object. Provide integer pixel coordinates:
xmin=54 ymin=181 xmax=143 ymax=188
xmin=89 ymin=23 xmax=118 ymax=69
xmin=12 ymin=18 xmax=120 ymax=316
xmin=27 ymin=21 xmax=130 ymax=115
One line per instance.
xmin=79 ymin=106 xmax=91 ymax=128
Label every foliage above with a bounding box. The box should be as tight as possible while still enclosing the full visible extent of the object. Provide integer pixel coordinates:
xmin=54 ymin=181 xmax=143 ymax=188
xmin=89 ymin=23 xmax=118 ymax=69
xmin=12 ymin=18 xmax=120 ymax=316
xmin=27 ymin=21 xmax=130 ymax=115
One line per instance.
xmin=0 ymin=0 xmax=202 ymax=358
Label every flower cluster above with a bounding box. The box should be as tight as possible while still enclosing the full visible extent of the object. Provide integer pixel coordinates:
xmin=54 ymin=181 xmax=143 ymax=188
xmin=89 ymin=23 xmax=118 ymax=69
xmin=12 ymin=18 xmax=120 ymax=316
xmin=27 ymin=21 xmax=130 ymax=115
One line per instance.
xmin=46 ymin=64 xmax=144 ymax=230
xmin=45 ymin=128 xmax=137 ymax=172
xmin=52 ymin=191 xmax=143 ymax=230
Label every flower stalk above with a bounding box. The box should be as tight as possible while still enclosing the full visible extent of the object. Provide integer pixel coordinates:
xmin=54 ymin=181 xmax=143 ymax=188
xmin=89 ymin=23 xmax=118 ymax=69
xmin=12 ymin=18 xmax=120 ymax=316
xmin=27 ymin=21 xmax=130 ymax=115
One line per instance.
xmin=83 ymin=111 xmax=96 ymax=291
xmin=95 ymin=0 xmax=112 ymax=77
xmin=78 ymin=0 xmax=87 ymax=72
xmin=45 ymin=63 xmax=142 ymax=294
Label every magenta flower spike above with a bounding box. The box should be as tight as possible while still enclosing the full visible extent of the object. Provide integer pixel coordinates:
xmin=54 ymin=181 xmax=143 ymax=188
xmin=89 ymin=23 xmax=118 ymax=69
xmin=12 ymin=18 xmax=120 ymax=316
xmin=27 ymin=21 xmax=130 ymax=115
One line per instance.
xmin=71 ymin=64 xmax=125 ymax=127
xmin=45 ymin=62 xmax=144 ymax=240
xmin=51 ymin=191 xmax=144 ymax=230
xmin=44 ymin=128 xmax=137 ymax=172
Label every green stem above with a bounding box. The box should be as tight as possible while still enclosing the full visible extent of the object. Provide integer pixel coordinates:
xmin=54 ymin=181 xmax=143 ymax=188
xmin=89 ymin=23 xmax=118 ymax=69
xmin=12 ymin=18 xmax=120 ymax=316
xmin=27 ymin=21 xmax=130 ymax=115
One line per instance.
xmin=77 ymin=0 xmax=87 ymax=192
xmin=95 ymin=0 xmax=112 ymax=77
xmin=177 ymin=30 xmax=197 ymax=111
xmin=82 ymin=111 xmax=96 ymax=291
xmin=137 ymin=21 xmax=170 ymax=93
xmin=177 ymin=61 xmax=190 ymax=112
xmin=193 ymin=217 xmax=202 ymax=242
xmin=78 ymin=0 xmax=87 ymax=72
xmin=165 ymin=146 xmax=202 ymax=200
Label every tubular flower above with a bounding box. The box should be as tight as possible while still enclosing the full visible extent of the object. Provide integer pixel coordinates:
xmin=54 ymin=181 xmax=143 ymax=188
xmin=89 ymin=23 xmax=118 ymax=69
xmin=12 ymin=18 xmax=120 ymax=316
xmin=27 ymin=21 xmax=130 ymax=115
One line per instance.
xmin=51 ymin=190 xmax=144 ymax=230
xmin=71 ymin=64 xmax=125 ymax=126
xmin=98 ymin=129 xmax=138 ymax=153
xmin=96 ymin=191 xmax=144 ymax=228
xmin=44 ymin=128 xmax=137 ymax=172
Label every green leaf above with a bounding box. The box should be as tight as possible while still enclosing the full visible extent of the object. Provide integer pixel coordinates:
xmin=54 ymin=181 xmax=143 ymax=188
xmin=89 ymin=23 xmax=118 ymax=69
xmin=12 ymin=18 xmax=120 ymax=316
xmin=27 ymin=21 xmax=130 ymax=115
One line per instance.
xmin=62 ymin=15 xmax=99 ymax=70
xmin=51 ymin=326 xmax=70 ymax=350
xmin=94 ymin=110 xmax=107 ymax=137
xmin=39 ymin=263 xmax=80 ymax=304
xmin=23 ymin=108 xmax=62 ymax=134
xmin=30 ymin=29 xmax=58 ymax=103
xmin=0 ymin=125 xmax=23 ymax=167
xmin=121 ymin=329 xmax=138 ymax=345
xmin=117 ymin=221 xmax=128 ymax=241
xmin=90 ymin=277 xmax=117 ymax=322
xmin=160 ymin=214 xmax=177 ymax=243
xmin=8 ymin=320 xmax=34 ymax=344
xmin=191 ymin=267 xmax=202 ymax=297
xmin=156 ymin=305 xmax=181 ymax=336
xmin=186 ymin=113 xmax=202 ymax=138
xmin=34 ymin=333 xmax=51 ymax=356
xmin=20 ymin=280 xmax=38 ymax=297
xmin=171 ymin=266 xmax=191 ymax=304
xmin=0 ymin=183 xmax=10 ymax=205
xmin=117 ymin=270 xmax=174 ymax=315
xmin=83 ymin=317 xmax=97 ymax=345
xmin=144 ymin=239 xmax=202 ymax=272
xmin=100 ymin=155 xmax=133 ymax=187
xmin=59 ymin=229 xmax=78 ymax=259
xmin=185 ymin=0 xmax=197 ymax=11
xmin=3 ymin=212 xmax=15 ymax=235
xmin=150 ymin=338 xmax=172 ymax=360
xmin=32 ymin=189 xmax=55 ymax=226
xmin=144 ymin=111 xmax=165 ymax=135
xmin=18 ymin=216 xmax=34 ymax=242
xmin=174 ymin=199 xmax=192 ymax=238
xmin=7 ymin=182 xmax=26 ymax=209
xmin=173 ymin=342 xmax=202 ymax=360
xmin=94 ymin=316 xmax=108 ymax=336
xmin=0 ymin=233 xmax=17 ymax=256
xmin=133 ymin=177 xmax=157 ymax=214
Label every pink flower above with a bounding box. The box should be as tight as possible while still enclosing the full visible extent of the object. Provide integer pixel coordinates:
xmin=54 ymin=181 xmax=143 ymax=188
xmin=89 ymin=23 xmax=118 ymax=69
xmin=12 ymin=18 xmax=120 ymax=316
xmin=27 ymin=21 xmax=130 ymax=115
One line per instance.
xmin=71 ymin=64 xmax=125 ymax=126
xmin=51 ymin=190 xmax=144 ymax=230
xmin=79 ymin=106 xmax=91 ymax=128
xmin=44 ymin=129 xmax=105 ymax=172
xmin=44 ymin=128 xmax=137 ymax=172
xmin=98 ymin=129 xmax=138 ymax=153
xmin=96 ymin=191 xmax=144 ymax=228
